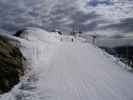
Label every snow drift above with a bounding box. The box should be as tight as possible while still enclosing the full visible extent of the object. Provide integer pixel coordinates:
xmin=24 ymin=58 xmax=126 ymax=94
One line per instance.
xmin=0 ymin=27 xmax=133 ymax=100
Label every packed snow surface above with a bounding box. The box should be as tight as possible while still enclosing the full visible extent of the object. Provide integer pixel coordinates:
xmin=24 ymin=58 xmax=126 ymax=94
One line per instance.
xmin=1 ymin=27 xmax=133 ymax=100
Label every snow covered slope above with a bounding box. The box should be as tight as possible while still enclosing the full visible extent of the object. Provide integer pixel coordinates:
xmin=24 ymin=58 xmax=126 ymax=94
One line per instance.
xmin=1 ymin=27 xmax=133 ymax=100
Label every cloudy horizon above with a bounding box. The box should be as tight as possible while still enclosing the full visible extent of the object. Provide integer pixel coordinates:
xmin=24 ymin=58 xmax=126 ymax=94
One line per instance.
xmin=0 ymin=0 xmax=133 ymax=35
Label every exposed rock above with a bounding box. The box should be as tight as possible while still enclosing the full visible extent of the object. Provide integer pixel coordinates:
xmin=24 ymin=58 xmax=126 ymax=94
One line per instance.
xmin=0 ymin=35 xmax=25 ymax=94
xmin=101 ymin=46 xmax=133 ymax=69
xmin=14 ymin=28 xmax=26 ymax=37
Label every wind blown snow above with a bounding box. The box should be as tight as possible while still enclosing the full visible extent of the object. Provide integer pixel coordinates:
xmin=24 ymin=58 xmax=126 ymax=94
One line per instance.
xmin=0 ymin=27 xmax=133 ymax=100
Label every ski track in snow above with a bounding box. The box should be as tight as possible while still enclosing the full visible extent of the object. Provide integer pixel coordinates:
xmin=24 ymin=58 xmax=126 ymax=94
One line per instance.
xmin=0 ymin=28 xmax=133 ymax=100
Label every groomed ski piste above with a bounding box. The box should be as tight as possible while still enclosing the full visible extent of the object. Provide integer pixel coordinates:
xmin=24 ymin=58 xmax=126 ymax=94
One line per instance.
xmin=0 ymin=27 xmax=133 ymax=100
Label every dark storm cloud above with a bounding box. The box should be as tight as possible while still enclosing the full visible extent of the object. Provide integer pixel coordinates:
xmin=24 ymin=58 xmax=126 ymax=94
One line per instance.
xmin=67 ymin=18 xmax=108 ymax=32
xmin=70 ymin=11 xmax=100 ymax=23
xmin=50 ymin=4 xmax=76 ymax=15
xmin=100 ymin=18 xmax=133 ymax=33
xmin=69 ymin=21 xmax=98 ymax=32
xmin=67 ymin=11 xmax=100 ymax=32
xmin=0 ymin=0 xmax=110 ymax=34
xmin=48 ymin=3 xmax=102 ymax=32
xmin=87 ymin=0 xmax=113 ymax=7
xmin=0 ymin=0 xmax=105 ymax=33
xmin=38 ymin=2 xmax=102 ymax=32
xmin=1 ymin=0 xmax=132 ymax=35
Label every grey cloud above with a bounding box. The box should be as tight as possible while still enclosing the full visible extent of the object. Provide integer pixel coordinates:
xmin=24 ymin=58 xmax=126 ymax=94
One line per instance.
xmin=0 ymin=0 xmax=106 ymax=33
xmin=0 ymin=0 xmax=132 ymax=35
xmin=99 ymin=18 xmax=133 ymax=33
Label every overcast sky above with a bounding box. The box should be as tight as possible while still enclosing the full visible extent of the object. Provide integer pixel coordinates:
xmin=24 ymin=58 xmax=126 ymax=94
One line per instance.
xmin=0 ymin=0 xmax=133 ymax=35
